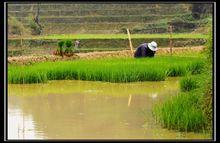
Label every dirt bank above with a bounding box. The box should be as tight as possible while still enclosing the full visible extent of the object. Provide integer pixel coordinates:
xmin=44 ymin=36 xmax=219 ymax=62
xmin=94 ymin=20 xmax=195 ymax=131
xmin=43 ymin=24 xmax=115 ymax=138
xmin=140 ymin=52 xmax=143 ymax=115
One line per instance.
xmin=8 ymin=46 xmax=204 ymax=65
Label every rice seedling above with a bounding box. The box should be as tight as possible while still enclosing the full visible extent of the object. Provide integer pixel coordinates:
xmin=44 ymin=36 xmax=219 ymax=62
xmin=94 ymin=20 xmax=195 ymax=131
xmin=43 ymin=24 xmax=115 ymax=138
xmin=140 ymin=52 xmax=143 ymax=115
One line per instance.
xmin=14 ymin=33 xmax=208 ymax=40
xmin=180 ymin=76 xmax=199 ymax=92
xmin=8 ymin=56 xmax=205 ymax=84
xmin=153 ymin=89 xmax=207 ymax=132
xmin=153 ymin=31 xmax=213 ymax=133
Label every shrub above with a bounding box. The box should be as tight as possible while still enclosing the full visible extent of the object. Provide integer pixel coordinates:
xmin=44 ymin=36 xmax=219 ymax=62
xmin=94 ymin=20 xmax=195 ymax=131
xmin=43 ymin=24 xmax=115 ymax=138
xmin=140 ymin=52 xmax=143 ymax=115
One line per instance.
xmin=27 ymin=14 xmax=42 ymax=35
xmin=8 ymin=16 xmax=29 ymax=36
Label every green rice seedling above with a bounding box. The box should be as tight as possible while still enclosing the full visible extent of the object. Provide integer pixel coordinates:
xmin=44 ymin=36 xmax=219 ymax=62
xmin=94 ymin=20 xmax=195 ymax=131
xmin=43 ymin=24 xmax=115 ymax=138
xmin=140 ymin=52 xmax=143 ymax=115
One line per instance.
xmin=8 ymin=56 xmax=205 ymax=84
xmin=153 ymin=90 xmax=206 ymax=132
xmin=8 ymin=68 xmax=47 ymax=84
xmin=64 ymin=39 xmax=73 ymax=53
xmin=57 ymin=40 xmax=65 ymax=56
xmin=187 ymin=61 xmax=205 ymax=75
xmin=180 ymin=76 xmax=199 ymax=92
xmin=167 ymin=65 xmax=187 ymax=77
xmin=38 ymin=33 xmax=208 ymax=40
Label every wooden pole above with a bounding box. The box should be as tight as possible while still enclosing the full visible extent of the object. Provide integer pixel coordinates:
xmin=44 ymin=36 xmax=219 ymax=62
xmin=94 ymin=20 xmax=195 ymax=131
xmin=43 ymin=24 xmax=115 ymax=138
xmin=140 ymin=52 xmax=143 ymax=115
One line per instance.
xmin=169 ymin=25 xmax=173 ymax=56
xmin=127 ymin=28 xmax=134 ymax=55
xmin=20 ymin=38 xmax=23 ymax=47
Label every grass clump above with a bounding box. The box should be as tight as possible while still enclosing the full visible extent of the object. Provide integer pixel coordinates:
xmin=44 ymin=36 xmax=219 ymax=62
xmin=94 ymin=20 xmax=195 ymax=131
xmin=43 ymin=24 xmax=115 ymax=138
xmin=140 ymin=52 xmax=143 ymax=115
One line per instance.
xmin=180 ymin=76 xmax=199 ymax=92
xmin=9 ymin=68 xmax=47 ymax=84
xmin=153 ymin=90 xmax=206 ymax=132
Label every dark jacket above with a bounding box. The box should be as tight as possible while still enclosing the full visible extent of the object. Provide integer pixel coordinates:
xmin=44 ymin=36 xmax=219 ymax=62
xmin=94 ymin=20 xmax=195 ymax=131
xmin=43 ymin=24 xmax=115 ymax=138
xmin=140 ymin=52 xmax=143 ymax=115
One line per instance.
xmin=134 ymin=43 xmax=155 ymax=58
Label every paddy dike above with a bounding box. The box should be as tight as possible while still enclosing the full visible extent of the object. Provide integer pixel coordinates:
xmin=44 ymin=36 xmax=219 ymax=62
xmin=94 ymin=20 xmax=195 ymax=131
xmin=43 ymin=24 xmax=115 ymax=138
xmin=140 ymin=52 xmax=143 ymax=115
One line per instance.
xmin=8 ymin=46 xmax=204 ymax=65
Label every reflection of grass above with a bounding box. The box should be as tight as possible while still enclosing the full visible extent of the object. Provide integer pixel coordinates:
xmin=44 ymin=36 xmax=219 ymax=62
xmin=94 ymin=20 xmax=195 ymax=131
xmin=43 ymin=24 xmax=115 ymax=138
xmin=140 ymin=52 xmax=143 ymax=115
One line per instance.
xmin=8 ymin=78 xmax=179 ymax=97
xmin=8 ymin=56 xmax=204 ymax=84
xmin=10 ymin=33 xmax=208 ymax=40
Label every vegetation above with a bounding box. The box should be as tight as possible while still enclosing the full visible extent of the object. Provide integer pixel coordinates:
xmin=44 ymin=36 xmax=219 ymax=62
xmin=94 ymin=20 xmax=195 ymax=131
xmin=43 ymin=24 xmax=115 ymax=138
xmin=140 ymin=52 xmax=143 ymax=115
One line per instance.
xmin=17 ymin=33 xmax=208 ymax=40
xmin=57 ymin=40 xmax=65 ymax=57
xmin=8 ymin=4 xmax=212 ymax=35
xmin=55 ymin=40 xmax=75 ymax=57
xmin=27 ymin=14 xmax=42 ymax=35
xmin=64 ymin=40 xmax=74 ymax=54
xmin=8 ymin=16 xmax=29 ymax=36
xmin=153 ymin=89 xmax=206 ymax=132
xmin=8 ymin=35 xmax=207 ymax=56
xmin=191 ymin=4 xmax=212 ymax=19
xmin=153 ymin=29 xmax=213 ymax=133
xmin=180 ymin=76 xmax=199 ymax=92
xmin=8 ymin=56 xmax=204 ymax=84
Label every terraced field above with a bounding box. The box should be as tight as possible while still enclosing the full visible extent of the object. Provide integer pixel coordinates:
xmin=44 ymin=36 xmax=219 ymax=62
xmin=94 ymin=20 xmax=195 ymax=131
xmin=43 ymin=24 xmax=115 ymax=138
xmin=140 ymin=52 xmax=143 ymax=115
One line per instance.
xmin=8 ymin=3 xmax=200 ymax=34
xmin=8 ymin=3 xmax=211 ymax=56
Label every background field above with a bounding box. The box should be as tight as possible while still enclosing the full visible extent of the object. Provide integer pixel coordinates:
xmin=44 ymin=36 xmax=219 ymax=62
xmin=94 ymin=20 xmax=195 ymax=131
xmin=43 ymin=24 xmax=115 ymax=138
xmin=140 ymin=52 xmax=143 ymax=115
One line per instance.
xmin=8 ymin=3 xmax=212 ymax=56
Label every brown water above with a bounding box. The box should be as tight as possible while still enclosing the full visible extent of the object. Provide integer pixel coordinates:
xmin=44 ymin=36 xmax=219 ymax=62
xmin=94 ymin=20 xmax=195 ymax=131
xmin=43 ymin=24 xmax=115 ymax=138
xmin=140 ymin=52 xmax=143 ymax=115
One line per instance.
xmin=8 ymin=78 xmax=211 ymax=140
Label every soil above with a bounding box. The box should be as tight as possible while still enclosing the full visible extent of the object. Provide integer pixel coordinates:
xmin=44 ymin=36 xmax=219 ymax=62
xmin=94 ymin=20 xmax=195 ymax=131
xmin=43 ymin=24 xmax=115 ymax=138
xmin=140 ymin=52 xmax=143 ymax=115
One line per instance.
xmin=8 ymin=46 xmax=204 ymax=65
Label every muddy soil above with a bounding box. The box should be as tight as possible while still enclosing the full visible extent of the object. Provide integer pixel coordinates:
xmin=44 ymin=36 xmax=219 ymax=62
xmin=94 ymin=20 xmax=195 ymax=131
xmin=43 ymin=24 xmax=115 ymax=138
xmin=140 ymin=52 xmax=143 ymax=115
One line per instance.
xmin=8 ymin=46 xmax=204 ymax=65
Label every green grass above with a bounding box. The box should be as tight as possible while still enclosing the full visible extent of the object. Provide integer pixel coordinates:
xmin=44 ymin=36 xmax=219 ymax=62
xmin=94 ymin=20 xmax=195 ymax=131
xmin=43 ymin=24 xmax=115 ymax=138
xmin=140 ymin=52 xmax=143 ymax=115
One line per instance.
xmin=152 ymin=29 xmax=213 ymax=133
xmin=180 ymin=76 xmax=199 ymax=92
xmin=153 ymin=72 xmax=210 ymax=132
xmin=153 ymin=89 xmax=206 ymax=132
xmin=179 ymin=74 xmax=207 ymax=92
xmin=8 ymin=56 xmax=205 ymax=84
xmin=10 ymin=33 xmax=208 ymax=40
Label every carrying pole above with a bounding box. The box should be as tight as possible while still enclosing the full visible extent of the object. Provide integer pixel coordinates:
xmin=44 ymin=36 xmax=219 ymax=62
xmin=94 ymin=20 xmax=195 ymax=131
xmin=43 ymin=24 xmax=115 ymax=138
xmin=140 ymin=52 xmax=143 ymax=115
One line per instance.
xmin=127 ymin=29 xmax=134 ymax=55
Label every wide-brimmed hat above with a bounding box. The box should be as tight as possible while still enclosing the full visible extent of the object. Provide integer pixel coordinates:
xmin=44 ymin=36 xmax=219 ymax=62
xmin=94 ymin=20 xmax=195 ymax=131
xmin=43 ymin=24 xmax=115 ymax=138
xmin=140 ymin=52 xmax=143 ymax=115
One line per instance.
xmin=148 ymin=41 xmax=158 ymax=51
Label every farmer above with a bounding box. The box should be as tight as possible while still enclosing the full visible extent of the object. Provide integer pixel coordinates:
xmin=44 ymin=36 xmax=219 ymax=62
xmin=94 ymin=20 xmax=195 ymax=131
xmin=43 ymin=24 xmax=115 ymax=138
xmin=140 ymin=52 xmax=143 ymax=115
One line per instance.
xmin=74 ymin=40 xmax=80 ymax=53
xmin=134 ymin=41 xmax=158 ymax=58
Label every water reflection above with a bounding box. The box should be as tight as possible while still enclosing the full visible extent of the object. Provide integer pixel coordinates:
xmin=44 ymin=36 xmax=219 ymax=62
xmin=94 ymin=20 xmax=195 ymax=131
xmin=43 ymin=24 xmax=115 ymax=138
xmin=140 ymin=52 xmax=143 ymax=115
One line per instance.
xmin=8 ymin=78 xmax=211 ymax=139
xmin=8 ymin=108 xmax=44 ymax=139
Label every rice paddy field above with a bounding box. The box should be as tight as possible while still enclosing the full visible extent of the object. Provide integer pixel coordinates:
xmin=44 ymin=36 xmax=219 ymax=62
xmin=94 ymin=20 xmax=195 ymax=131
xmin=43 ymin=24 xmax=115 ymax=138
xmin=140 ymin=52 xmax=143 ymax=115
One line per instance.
xmin=7 ymin=29 xmax=212 ymax=140
xmin=8 ymin=56 xmax=205 ymax=84
xmin=7 ymin=3 xmax=213 ymax=140
xmin=8 ymin=33 xmax=207 ymax=57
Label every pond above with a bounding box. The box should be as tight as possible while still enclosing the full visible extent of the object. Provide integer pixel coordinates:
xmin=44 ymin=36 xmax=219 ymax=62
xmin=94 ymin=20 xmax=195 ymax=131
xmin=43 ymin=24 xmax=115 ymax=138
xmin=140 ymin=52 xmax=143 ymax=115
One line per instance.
xmin=8 ymin=78 xmax=211 ymax=139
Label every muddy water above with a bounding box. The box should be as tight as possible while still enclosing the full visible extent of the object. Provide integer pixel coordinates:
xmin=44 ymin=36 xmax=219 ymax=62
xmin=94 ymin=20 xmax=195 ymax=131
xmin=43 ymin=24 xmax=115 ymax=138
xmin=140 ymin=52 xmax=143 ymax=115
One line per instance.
xmin=8 ymin=78 xmax=211 ymax=139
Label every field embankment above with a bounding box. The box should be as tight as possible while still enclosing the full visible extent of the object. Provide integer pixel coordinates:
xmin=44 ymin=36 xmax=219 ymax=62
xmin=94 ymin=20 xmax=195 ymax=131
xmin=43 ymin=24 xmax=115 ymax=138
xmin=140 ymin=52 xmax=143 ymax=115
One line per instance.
xmin=8 ymin=46 xmax=205 ymax=65
xmin=8 ymin=33 xmax=207 ymax=56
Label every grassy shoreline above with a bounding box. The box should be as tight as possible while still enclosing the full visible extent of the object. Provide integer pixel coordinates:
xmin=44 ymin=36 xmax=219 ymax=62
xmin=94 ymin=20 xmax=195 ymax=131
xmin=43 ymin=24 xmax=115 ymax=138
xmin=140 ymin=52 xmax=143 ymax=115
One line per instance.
xmin=153 ymin=30 xmax=212 ymax=133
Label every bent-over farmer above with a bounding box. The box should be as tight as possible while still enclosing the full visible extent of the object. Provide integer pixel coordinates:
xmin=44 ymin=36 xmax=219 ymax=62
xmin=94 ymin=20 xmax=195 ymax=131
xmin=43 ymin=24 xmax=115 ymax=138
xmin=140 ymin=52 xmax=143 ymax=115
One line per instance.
xmin=134 ymin=41 xmax=158 ymax=58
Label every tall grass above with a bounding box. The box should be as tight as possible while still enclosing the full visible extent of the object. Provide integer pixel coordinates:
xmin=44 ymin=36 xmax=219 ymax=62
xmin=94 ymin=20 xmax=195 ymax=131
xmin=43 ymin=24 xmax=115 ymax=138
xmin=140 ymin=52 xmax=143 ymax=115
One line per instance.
xmin=180 ymin=76 xmax=199 ymax=92
xmin=153 ymin=73 xmax=211 ymax=132
xmin=153 ymin=30 xmax=213 ymax=133
xmin=153 ymin=89 xmax=206 ymax=132
xmin=8 ymin=56 xmax=204 ymax=84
